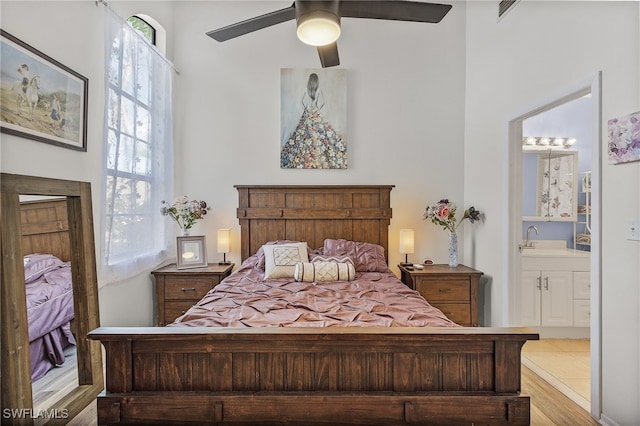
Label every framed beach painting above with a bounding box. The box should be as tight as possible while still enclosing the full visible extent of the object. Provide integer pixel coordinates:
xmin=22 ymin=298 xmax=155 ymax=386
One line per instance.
xmin=0 ymin=29 xmax=88 ymax=151
xmin=607 ymin=110 xmax=640 ymax=164
xmin=280 ymin=68 xmax=347 ymax=169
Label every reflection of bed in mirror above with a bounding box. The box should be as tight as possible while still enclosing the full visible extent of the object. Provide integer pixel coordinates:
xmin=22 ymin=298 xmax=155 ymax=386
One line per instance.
xmin=20 ymin=199 xmax=76 ymax=382
xmin=1 ymin=173 xmax=103 ymax=425
xmin=90 ymin=185 xmax=539 ymax=425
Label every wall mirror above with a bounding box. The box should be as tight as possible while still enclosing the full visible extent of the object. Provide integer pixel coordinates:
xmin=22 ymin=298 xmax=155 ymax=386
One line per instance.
xmin=1 ymin=173 xmax=103 ymax=425
xmin=522 ymin=149 xmax=578 ymax=222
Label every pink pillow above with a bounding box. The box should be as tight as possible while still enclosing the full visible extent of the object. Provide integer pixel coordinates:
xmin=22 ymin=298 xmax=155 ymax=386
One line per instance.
xmin=322 ymin=239 xmax=389 ymax=273
xmin=24 ymin=254 xmax=65 ymax=284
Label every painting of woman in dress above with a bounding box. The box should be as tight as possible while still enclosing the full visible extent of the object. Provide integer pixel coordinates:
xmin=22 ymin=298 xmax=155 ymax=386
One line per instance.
xmin=280 ymin=68 xmax=347 ymax=169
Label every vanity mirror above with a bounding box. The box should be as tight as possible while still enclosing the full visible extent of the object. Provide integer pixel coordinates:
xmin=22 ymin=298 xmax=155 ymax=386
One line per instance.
xmin=522 ymin=148 xmax=578 ymax=222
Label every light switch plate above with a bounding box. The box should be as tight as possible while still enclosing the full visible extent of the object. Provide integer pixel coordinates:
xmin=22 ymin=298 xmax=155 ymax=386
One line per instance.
xmin=627 ymin=221 xmax=640 ymax=241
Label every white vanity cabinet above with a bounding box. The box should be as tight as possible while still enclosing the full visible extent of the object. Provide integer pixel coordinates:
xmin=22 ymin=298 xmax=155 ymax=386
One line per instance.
xmin=573 ymin=271 xmax=591 ymax=327
xmin=520 ymin=250 xmax=590 ymax=328
xmin=520 ymin=270 xmax=573 ymax=326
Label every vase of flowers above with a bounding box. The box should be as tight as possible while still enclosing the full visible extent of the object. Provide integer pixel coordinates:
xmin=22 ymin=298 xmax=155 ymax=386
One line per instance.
xmin=423 ymin=199 xmax=481 ymax=267
xmin=160 ymin=196 xmax=210 ymax=235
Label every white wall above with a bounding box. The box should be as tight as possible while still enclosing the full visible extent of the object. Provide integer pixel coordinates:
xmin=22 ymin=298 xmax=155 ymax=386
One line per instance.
xmin=171 ymin=2 xmax=468 ymax=274
xmin=465 ymin=1 xmax=640 ymax=423
xmin=1 ymin=1 xmax=467 ymax=325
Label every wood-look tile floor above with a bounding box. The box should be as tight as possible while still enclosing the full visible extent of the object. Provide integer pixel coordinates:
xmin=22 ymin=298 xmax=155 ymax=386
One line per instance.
xmin=521 ymin=338 xmax=591 ymax=412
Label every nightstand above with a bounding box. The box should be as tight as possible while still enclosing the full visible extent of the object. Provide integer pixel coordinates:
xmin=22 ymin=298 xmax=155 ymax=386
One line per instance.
xmin=398 ymin=264 xmax=483 ymax=327
xmin=152 ymin=263 xmax=234 ymax=326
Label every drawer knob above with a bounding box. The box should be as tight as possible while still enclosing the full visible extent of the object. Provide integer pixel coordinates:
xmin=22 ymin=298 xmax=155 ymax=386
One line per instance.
xmin=438 ymin=288 xmax=452 ymax=294
xmin=181 ymin=287 xmax=196 ymax=291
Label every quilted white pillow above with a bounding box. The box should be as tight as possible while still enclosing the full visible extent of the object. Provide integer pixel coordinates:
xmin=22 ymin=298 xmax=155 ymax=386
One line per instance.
xmin=263 ymin=242 xmax=309 ymax=279
xmin=309 ymin=254 xmax=354 ymax=266
xmin=294 ymin=261 xmax=356 ymax=282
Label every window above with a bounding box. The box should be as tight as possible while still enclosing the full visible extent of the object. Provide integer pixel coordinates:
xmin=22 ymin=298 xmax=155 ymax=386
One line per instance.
xmin=127 ymin=16 xmax=156 ymax=45
xmin=101 ymin=9 xmax=174 ymax=284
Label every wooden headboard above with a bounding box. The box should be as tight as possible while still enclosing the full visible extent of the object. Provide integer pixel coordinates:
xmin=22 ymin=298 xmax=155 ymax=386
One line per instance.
xmin=235 ymin=185 xmax=394 ymax=261
xmin=20 ymin=198 xmax=71 ymax=261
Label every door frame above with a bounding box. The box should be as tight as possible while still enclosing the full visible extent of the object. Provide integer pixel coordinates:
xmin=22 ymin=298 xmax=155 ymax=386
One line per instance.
xmin=505 ymin=72 xmax=602 ymax=418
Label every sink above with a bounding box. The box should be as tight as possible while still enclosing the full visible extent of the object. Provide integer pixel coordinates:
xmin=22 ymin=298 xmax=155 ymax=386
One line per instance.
xmin=521 ymin=240 xmax=590 ymax=258
xmin=522 ymin=248 xmax=590 ymax=258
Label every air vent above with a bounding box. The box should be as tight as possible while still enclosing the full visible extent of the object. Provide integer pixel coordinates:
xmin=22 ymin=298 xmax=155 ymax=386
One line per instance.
xmin=498 ymin=0 xmax=520 ymax=19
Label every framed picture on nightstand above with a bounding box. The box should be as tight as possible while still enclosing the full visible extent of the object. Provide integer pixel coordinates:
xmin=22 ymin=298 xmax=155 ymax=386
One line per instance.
xmin=177 ymin=235 xmax=207 ymax=269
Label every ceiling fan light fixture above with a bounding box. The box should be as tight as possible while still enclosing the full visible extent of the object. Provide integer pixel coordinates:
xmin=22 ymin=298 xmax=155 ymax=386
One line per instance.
xmin=296 ymin=10 xmax=341 ymax=46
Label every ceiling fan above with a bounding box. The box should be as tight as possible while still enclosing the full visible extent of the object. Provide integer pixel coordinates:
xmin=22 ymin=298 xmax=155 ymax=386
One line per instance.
xmin=206 ymin=1 xmax=452 ymax=68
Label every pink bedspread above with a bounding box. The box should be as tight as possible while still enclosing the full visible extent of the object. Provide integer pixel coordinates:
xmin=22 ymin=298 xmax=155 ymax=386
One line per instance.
xmin=172 ymin=255 xmax=457 ymax=328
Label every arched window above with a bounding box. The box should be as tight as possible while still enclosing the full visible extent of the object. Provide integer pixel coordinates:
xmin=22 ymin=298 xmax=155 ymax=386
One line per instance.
xmin=127 ymin=16 xmax=156 ymax=45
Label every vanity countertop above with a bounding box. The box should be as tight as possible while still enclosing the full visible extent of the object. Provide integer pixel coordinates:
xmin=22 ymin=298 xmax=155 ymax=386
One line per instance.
xmin=521 ymin=240 xmax=590 ymax=258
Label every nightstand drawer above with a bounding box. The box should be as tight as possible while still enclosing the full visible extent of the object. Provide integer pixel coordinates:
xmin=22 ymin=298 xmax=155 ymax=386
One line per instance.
xmin=164 ymin=277 xmax=219 ymax=300
xmin=415 ymin=278 xmax=470 ymax=302
xmin=431 ymin=303 xmax=471 ymax=326
xmin=164 ymin=301 xmax=197 ymax=323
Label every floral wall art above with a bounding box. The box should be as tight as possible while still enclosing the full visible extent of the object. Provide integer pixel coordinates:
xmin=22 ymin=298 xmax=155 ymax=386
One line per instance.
xmin=607 ymin=110 xmax=640 ymax=164
xmin=280 ymin=68 xmax=347 ymax=169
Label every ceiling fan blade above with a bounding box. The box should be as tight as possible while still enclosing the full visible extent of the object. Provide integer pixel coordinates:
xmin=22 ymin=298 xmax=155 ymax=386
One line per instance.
xmin=340 ymin=1 xmax=452 ymax=23
xmin=206 ymin=4 xmax=296 ymax=41
xmin=317 ymin=42 xmax=340 ymax=68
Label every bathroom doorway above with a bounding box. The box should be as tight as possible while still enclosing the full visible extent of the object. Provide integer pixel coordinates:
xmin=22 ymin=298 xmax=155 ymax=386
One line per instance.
xmin=505 ymin=72 xmax=602 ymax=418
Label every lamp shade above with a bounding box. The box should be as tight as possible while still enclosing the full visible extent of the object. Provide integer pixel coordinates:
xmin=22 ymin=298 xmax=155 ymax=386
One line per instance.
xmin=399 ymin=229 xmax=415 ymax=254
xmin=296 ymin=10 xmax=341 ymax=46
xmin=217 ymin=229 xmax=230 ymax=253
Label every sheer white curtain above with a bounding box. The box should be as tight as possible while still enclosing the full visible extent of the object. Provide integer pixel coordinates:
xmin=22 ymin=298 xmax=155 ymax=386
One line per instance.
xmin=100 ymin=6 xmax=174 ymax=285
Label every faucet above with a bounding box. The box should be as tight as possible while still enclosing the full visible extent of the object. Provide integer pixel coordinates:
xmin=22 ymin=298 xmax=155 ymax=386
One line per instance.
xmin=524 ymin=225 xmax=539 ymax=248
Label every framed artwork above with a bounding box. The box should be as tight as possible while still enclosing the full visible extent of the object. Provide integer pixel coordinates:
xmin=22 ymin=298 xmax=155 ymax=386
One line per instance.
xmin=0 ymin=29 xmax=88 ymax=151
xmin=607 ymin=110 xmax=640 ymax=164
xmin=280 ymin=68 xmax=347 ymax=169
xmin=177 ymin=236 xmax=208 ymax=269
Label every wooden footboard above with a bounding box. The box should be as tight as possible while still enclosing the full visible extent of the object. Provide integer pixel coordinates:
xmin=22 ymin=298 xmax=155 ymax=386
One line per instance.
xmin=89 ymin=327 xmax=538 ymax=425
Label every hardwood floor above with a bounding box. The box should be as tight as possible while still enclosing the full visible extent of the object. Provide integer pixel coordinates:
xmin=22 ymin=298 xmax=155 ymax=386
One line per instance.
xmin=32 ymin=346 xmax=78 ymax=413
xmin=523 ymin=366 xmax=598 ymax=425
xmin=522 ymin=338 xmax=591 ymax=411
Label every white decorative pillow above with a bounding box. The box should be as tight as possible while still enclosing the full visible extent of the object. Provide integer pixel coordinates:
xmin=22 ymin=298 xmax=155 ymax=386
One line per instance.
xmin=263 ymin=242 xmax=309 ymax=279
xmin=309 ymin=254 xmax=354 ymax=266
xmin=294 ymin=261 xmax=356 ymax=282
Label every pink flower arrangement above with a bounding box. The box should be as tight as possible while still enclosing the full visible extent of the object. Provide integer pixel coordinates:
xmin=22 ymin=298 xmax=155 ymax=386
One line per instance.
xmin=423 ymin=199 xmax=481 ymax=232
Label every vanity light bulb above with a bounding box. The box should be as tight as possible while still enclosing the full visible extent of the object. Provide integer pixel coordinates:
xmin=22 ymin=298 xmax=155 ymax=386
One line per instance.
xmin=538 ymin=137 xmax=550 ymax=146
xmin=566 ymin=138 xmax=577 ymax=146
xmin=524 ymin=137 xmax=537 ymax=145
xmin=552 ymin=138 xmax=565 ymax=146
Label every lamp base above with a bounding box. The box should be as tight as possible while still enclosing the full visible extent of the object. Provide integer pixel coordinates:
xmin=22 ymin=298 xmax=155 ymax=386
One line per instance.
xmin=218 ymin=253 xmax=230 ymax=266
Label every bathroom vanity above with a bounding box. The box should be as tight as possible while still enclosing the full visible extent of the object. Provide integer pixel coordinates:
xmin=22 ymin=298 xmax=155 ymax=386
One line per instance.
xmin=519 ymin=240 xmax=590 ymax=335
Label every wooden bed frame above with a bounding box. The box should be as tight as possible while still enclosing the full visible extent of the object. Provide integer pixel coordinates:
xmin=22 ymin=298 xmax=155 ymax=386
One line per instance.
xmin=89 ymin=185 xmax=538 ymax=425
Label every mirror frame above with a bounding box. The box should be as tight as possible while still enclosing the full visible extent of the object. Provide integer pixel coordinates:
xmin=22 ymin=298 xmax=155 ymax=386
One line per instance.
xmin=1 ymin=173 xmax=103 ymax=425
xmin=522 ymin=149 xmax=579 ymax=222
